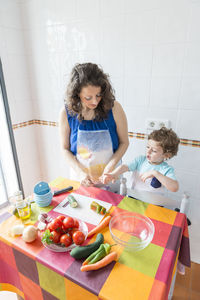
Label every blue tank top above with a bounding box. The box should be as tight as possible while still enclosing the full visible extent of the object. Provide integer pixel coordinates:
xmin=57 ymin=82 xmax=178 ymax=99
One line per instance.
xmin=66 ymin=108 xmax=119 ymax=155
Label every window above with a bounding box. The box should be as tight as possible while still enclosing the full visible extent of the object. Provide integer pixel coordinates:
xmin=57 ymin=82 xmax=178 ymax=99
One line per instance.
xmin=0 ymin=58 xmax=24 ymax=208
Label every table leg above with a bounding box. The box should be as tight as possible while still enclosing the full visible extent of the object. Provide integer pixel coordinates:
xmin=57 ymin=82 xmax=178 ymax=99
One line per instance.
xmin=168 ymin=268 xmax=177 ymax=300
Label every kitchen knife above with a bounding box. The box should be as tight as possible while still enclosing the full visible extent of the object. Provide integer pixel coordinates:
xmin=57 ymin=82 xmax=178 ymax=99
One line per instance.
xmin=53 ymin=186 xmax=73 ymax=196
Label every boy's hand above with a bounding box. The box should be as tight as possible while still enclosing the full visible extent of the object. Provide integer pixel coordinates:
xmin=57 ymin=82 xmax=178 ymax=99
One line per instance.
xmin=140 ymin=170 xmax=156 ymax=182
xmin=100 ymin=173 xmax=117 ymax=184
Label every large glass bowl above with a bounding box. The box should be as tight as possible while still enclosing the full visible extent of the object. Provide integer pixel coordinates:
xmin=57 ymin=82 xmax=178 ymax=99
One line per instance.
xmin=109 ymin=212 xmax=154 ymax=251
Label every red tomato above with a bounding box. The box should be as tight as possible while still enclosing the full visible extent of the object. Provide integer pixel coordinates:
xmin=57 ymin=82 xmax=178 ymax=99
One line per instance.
xmin=56 ymin=215 xmax=65 ymax=222
xmin=60 ymin=234 xmax=72 ymax=247
xmin=47 ymin=222 xmax=53 ymax=231
xmin=63 ymin=217 xmax=74 ymax=229
xmin=51 ymin=219 xmax=63 ymax=231
xmin=50 ymin=231 xmax=61 ymax=244
xmin=73 ymin=219 xmax=79 ymax=228
xmin=72 ymin=231 xmax=85 ymax=245
xmin=68 ymin=228 xmax=78 ymax=237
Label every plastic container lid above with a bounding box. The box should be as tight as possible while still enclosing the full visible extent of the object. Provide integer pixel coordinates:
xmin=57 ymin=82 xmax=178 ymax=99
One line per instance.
xmin=34 ymin=182 xmax=50 ymax=195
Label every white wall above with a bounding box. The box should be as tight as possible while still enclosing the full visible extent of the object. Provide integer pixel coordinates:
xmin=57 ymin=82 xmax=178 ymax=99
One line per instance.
xmin=0 ymin=0 xmax=41 ymax=196
xmin=0 ymin=0 xmax=200 ymax=262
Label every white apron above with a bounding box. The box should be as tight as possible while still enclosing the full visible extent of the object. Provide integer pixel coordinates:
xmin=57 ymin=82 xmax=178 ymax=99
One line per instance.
xmin=70 ymin=123 xmax=120 ymax=193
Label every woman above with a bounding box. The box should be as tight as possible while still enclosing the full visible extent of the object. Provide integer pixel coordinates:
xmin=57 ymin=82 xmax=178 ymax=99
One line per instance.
xmin=59 ymin=63 xmax=129 ymax=190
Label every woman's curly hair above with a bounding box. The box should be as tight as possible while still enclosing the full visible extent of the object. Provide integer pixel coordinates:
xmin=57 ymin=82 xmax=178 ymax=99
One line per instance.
xmin=148 ymin=127 xmax=180 ymax=158
xmin=64 ymin=63 xmax=115 ymax=121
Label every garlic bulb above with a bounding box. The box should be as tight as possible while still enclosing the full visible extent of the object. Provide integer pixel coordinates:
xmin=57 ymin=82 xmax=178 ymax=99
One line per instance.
xmin=22 ymin=225 xmax=37 ymax=243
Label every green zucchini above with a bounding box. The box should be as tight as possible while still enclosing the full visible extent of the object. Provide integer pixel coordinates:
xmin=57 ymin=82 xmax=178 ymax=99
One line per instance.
xmin=67 ymin=195 xmax=78 ymax=208
xmin=70 ymin=233 xmax=104 ymax=259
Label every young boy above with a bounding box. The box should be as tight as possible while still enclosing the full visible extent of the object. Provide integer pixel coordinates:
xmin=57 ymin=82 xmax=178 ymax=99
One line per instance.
xmin=101 ymin=127 xmax=180 ymax=194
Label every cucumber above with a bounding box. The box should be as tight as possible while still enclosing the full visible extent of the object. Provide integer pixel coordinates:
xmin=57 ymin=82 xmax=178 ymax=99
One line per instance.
xmin=70 ymin=233 xmax=104 ymax=259
xmin=67 ymin=195 xmax=78 ymax=208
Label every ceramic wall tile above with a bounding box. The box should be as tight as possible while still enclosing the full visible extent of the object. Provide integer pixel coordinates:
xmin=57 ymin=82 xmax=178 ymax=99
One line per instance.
xmin=124 ymin=11 xmax=156 ymax=45
xmin=14 ymin=126 xmax=41 ymax=196
xmin=152 ymin=44 xmax=185 ymax=76
xmin=173 ymin=145 xmax=200 ymax=174
xmin=187 ymin=3 xmax=200 ymax=42
xmin=175 ymin=170 xmax=198 ymax=199
xmin=100 ymin=47 xmax=124 ymax=78
xmin=176 ymin=109 xmax=200 ymax=140
xmin=179 ymin=76 xmax=200 ymax=110
xmin=3 ymin=28 xmax=26 ymax=55
xmin=123 ymin=106 xmax=148 ymax=132
xmin=100 ymin=0 xmax=124 ymax=17
xmin=124 ymin=76 xmax=151 ymax=107
xmin=150 ymin=76 xmax=180 ymax=109
xmin=20 ymin=0 xmax=57 ymax=29
xmin=77 ymin=0 xmax=100 ymax=19
xmin=55 ymin=0 xmax=77 ymax=23
xmin=124 ymin=45 xmax=153 ymax=76
xmin=101 ymin=16 xmax=125 ymax=50
xmin=183 ymin=43 xmax=200 ymax=76
xmin=20 ymin=0 xmax=40 ymax=29
xmin=154 ymin=7 xmax=188 ymax=43
xmin=0 ymin=0 xmax=22 ymax=29
xmin=124 ymin=0 xmax=174 ymax=12
xmin=110 ymin=77 xmax=124 ymax=106
xmin=69 ymin=19 xmax=101 ymax=52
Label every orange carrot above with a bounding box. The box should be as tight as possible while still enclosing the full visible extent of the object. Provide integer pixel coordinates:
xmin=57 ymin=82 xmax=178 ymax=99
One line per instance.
xmin=87 ymin=215 xmax=111 ymax=238
xmin=80 ymin=251 xmax=117 ymax=272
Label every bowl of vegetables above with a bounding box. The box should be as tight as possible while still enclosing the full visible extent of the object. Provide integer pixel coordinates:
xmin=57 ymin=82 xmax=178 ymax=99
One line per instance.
xmin=109 ymin=212 xmax=154 ymax=251
xmin=41 ymin=215 xmax=88 ymax=252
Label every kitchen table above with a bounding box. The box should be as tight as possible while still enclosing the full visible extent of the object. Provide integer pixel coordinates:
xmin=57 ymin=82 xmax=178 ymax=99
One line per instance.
xmin=0 ymin=177 xmax=190 ymax=300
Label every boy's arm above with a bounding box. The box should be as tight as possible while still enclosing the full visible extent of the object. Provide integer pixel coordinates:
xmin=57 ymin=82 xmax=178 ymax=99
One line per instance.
xmin=140 ymin=170 xmax=179 ymax=192
xmin=101 ymin=164 xmax=129 ymax=184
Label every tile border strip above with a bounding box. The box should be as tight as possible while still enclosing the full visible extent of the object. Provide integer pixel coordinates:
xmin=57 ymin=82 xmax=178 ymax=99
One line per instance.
xmin=12 ymin=120 xmax=200 ymax=148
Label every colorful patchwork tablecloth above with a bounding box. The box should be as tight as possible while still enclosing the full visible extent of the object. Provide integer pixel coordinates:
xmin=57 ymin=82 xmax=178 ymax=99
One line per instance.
xmin=0 ymin=177 xmax=190 ymax=300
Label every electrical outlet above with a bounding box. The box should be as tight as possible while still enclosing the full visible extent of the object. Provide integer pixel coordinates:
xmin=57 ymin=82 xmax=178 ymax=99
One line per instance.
xmin=145 ymin=119 xmax=157 ymax=130
xmin=158 ymin=119 xmax=170 ymax=129
xmin=145 ymin=119 xmax=170 ymax=132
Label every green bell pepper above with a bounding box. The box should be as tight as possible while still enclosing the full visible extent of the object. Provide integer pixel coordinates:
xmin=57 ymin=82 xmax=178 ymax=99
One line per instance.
xmin=83 ymin=243 xmax=111 ymax=265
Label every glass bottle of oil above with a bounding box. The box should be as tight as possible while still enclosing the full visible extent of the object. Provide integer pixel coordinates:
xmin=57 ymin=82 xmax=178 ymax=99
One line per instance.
xmin=15 ymin=191 xmax=31 ymax=220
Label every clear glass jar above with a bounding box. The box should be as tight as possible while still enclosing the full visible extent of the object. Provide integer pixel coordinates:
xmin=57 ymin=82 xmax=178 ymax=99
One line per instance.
xmin=14 ymin=191 xmax=31 ymax=220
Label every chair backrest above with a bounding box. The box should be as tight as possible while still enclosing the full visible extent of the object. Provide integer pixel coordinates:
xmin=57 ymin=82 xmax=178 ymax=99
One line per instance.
xmin=127 ymin=188 xmax=179 ymax=208
xmin=120 ymin=175 xmax=190 ymax=213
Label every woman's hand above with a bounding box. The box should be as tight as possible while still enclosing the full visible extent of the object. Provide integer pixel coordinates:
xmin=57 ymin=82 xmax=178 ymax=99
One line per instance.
xmin=80 ymin=173 xmax=95 ymax=187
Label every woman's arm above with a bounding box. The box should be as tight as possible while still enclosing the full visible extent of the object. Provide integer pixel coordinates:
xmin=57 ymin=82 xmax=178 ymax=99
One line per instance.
xmin=59 ymin=107 xmax=93 ymax=186
xmin=103 ymin=101 xmax=129 ymax=174
xmin=140 ymin=170 xmax=179 ymax=192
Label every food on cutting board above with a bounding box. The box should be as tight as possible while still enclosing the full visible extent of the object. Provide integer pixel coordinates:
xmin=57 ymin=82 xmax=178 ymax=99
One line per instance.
xmin=90 ymin=201 xmax=107 ymax=214
xmin=70 ymin=233 xmax=104 ymax=259
xmin=67 ymin=194 xmax=78 ymax=208
xmin=42 ymin=215 xmax=86 ymax=248
xmin=87 ymin=215 xmax=111 ymax=238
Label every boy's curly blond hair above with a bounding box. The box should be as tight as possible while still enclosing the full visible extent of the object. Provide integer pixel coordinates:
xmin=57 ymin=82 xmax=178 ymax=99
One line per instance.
xmin=148 ymin=127 xmax=180 ymax=158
